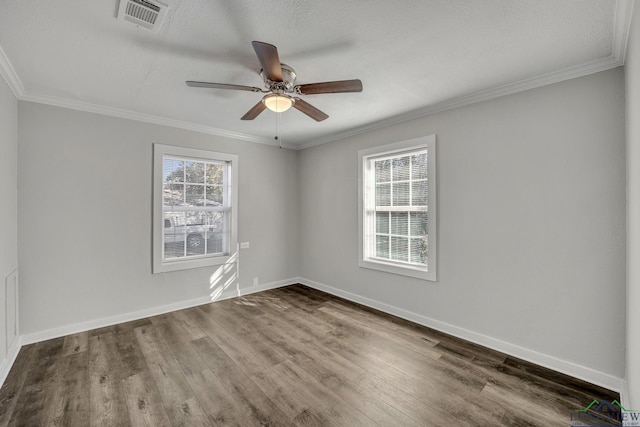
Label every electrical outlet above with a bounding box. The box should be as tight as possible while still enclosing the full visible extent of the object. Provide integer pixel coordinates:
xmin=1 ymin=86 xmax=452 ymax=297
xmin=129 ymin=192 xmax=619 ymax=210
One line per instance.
xmin=253 ymin=277 xmax=259 ymax=286
xmin=240 ymin=242 xmax=250 ymax=249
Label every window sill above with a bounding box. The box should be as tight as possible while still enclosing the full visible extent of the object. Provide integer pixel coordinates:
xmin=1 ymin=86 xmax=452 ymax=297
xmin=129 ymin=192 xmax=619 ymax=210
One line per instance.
xmin=359 ymin=258 xmax=436 ymax=281
xmin=154 ymin=252 xmax=235 ymax=273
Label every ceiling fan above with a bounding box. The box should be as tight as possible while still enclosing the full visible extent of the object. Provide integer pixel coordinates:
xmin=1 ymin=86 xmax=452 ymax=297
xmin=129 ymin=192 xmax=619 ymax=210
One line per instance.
xmin=186 ymin=41 xmax=363 ymax=122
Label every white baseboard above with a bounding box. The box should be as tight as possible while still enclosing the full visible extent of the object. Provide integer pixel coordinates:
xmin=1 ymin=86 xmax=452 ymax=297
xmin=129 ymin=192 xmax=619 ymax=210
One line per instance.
xmin=297 ymin=277 xmax=624 ymax=393
xmin=21 ymin=278 xmax=294 ymax=346
xmin=0 ymin=336 xmax=22 ymax=388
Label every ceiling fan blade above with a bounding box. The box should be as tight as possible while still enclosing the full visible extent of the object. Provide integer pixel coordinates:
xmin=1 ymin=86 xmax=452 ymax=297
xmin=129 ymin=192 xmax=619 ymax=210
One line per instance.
xmin=186 ymin=81 xmax=263 ymax=92
xmin=296 ymin=79 xmax=363 ymax=95
xmin=292 ymin=98 xmax=329 ymax=122
xmin=241 ymin=101 xmax=267 ymax=120
xmin=252 ymin=41 xmax=283 ymax=82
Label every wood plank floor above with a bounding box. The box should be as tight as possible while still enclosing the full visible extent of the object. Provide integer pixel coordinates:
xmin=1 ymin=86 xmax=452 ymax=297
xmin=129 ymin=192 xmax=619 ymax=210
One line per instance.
xmin=0 ymin=284 xmax=619 ymax=426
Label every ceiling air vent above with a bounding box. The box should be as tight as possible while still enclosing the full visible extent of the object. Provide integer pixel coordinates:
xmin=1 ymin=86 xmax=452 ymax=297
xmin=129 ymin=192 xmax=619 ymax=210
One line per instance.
xmin=117 ymin=0 xmax=168 ymax=32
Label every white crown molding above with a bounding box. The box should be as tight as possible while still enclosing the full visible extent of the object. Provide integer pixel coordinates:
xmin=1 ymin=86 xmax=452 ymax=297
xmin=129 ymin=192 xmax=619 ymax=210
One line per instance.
xmin=614 ymin=0 xmax=635 ymax=63
xmin=0 ymin=45 xmax=24 ymax=98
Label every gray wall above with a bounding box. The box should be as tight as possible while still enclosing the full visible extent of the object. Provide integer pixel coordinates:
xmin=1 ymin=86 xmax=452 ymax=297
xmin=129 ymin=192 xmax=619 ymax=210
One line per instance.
xmin=17 ymin=102 xmax=299 ymax=335
xmin=0 ymin=70 xmax=18 ymax=363
xmin=626 ymin=2 xmax=640 ymax=409
xmin=299 ymin=68 xmax=626 ymax=379
xmin=12 ymin=65 xmax=628 ymax=386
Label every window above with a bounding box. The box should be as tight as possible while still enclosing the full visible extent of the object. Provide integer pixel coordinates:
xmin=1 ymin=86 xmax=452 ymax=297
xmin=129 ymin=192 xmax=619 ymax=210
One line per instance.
xmin=153 ymin=144 xmax=238 ymax=273
xmin=358 ymin=135 xmax=436 ymax=280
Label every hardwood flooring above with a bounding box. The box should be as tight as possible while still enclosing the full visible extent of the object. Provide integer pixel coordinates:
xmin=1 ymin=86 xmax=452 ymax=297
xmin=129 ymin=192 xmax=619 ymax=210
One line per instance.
xmin=0 ymin=284 xmax=619 ymax=426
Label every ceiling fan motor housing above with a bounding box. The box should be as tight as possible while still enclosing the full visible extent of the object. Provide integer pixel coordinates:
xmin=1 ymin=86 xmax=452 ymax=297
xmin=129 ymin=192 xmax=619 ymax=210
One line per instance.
xmin=261 ymin=63 xmax=297 ymax=92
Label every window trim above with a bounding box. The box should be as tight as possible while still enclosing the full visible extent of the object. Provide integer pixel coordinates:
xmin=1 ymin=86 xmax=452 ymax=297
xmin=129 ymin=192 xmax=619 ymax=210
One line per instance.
xmin=358 ymin=135 xmax=437 ymax=281
xmin=153 ymin=144 xmax=238 ymax=274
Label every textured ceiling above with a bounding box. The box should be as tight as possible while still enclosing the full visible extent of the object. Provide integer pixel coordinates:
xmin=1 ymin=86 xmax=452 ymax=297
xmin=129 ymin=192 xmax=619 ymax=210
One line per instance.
xmin=0 ymin=0 xmax=632 ymax=148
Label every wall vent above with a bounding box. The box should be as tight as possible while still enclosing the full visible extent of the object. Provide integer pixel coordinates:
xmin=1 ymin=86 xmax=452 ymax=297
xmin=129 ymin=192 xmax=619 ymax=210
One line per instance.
xmin=118 ymin=0 xmax=168 ymax=32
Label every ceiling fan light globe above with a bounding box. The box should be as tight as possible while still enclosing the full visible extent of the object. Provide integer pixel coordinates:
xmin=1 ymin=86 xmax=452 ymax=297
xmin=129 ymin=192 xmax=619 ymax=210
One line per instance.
xmin=263 ymin=94 xmax=293 ymax=113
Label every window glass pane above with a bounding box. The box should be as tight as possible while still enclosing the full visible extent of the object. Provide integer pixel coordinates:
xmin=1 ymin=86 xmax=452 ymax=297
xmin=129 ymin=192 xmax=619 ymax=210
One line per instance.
xmin=164 ymin=158 xmax=184 ymax=183
xmin=206 ymin=212 xmax=224 ymax=232
xmin=185 ymin=212 xmax=205 ymax=226
xmin=393 ymin=182 xmax=410 ymax=206
xmin=165 ymin=211 xmax=213 ymax=257
xmin=162 ymin=184 xmax=184 ymax=210
xmin=163 ymin=212 xmax=187 ymax=259
xmin=391 ymin=212 xmax=408 ymax=235
xmin=206 ymin=212 xmax=225 ymax=254
xmin=392 ymin=156 xmax=411 ymax=181
xmin=171 ymin=215 xmax=186 ymax=226
xmin=376 ymin=212 xmax=389 ymax=234
xmin=410 ymin=212 xmax=428 ymax=236
xmin=184 ymin=161 xmax=205 ymax=184
xmin=376 ymin=183 xmax=391 ymax=206
xmin=390 ymin=237 xmax=408 ymax=261
xmin=411 ymin=180 xmax=428 ymax=206
xmin=208 ymin=231 xmax=223 ymax=254
xmin=205 ymin=185 xmax=223 ymax=206
xmin=186 ymin=230 xmax=206 ymax=255
xmin=206 ymin=163 xmax=224 ymax=185
xmin=376 ymin=235 xmax=389 ymax=259
xmin=163 ymin=183 xmax=184 ymax=207
xmin=411 ymin=153 xmax=427 ymax=180
xmin=375 ymin=159 xmax=390 ymax=183
xmin=410 ymin=238 xmax=427 ymax=264
xmin=185 ymin=184 xmax=204 ymax=206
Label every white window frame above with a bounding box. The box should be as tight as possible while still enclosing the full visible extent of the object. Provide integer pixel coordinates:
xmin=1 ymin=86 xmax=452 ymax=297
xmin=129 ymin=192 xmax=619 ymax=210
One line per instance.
xmin=358 ymin=135 xmax=437 ymax=281
xmin=153 ymin=144 xmax=238 ymax=273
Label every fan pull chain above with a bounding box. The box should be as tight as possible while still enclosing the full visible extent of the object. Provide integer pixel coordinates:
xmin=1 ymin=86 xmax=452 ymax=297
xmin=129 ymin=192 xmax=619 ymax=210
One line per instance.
xmin=275 ymin=100 xmax=282 ymax=149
